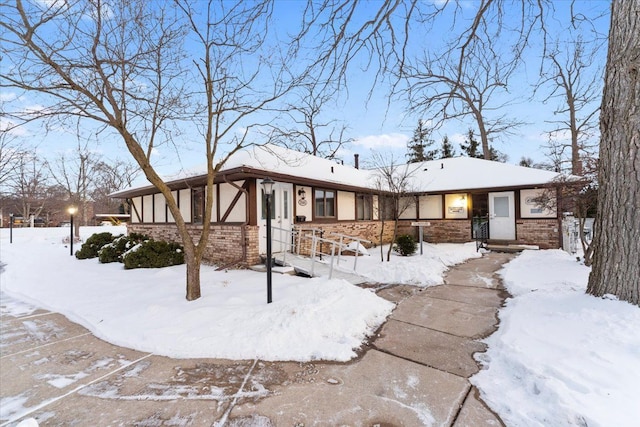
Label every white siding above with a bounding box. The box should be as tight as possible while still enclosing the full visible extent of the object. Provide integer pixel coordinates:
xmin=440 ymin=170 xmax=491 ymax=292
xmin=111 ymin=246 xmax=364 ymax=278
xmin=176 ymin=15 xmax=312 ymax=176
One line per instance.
xmin=179 ymin=189 xmax=191 ymax=222
xmin=419 ymin=195 xmax=443 ymax=219
xmin=219 ymin=182 xmax=246 ymax=222
xmin=399 ymin=196 xmax=417 ymax=219
xmin=295 ymin=185 xmax=313 ymax=221
xmin=337 ymin=191 xmax=355 ymax=220
xmin=142 ymin=195 xmax=153 ymax=222
xmin=445 ymin=193 xmax=468 ymax=219
xmin=520 ymin=188 xmax=557 ymax=218
xmin=131 ymin=197 xmax=142 ymax=223
xmin=153 ymin=193 xmax=166 ymax=222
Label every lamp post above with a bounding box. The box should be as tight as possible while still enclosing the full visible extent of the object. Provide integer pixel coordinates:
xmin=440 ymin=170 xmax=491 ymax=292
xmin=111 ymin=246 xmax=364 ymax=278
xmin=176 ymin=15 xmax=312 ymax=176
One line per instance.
xmin=68 ymin=206 xmax=77 ymax=256
xmin=9 ymin=213 xmax=13 ymax=244
xmin=261 ymin=178 xmax=275 ymax=304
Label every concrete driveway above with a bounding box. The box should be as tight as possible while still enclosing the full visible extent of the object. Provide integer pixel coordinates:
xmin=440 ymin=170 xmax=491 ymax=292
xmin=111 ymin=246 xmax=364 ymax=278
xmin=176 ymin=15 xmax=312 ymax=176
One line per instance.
xmin=1 ymin=252 xmax=513 ymax=426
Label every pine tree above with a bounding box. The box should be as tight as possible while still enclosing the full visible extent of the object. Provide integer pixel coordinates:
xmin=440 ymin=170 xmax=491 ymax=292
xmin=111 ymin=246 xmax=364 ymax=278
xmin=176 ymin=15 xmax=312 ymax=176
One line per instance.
xmin=407 ymin=120 xmax=437 ymax=162
xmin=460 ymin=128 xmax=482 ymax=158
xmin=440 ymin=135 xmax=456 ymax=158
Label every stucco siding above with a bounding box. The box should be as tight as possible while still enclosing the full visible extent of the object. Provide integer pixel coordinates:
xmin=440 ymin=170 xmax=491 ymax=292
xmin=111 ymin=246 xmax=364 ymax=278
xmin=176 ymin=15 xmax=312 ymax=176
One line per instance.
xmin=338 ymin=191 xmax=355 ymax=220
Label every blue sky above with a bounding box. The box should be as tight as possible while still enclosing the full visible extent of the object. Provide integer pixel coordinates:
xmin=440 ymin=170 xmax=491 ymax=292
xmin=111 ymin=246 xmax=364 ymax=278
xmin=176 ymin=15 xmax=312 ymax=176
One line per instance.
xmin=2 ymin=0 xmax=610 ymax=184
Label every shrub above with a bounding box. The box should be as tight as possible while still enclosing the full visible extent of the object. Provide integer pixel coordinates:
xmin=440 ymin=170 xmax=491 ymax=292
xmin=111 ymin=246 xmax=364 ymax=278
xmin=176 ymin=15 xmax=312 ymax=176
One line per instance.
xmin=98 ymin=233 xmax=148 ymax=264
xmin=394 ymin=234 xmax=417 ymax=256
xmin=75 ymin=232 xmax=119 ymax=259
xmin=122 ymin=239 xmax=184 ymax=269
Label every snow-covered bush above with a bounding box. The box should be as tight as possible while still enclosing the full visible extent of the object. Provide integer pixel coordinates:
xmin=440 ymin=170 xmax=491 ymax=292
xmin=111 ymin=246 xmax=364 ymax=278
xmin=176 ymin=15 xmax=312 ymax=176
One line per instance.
xmin=98 ymin=233 xmax=148 ymax=263
xmin=75 ymin=232 xmax=119 ymax=259
xmin=394 ymin=234 xmax=417 ymax=256
xmin=122 ymin=239 xmax=184 ymax=269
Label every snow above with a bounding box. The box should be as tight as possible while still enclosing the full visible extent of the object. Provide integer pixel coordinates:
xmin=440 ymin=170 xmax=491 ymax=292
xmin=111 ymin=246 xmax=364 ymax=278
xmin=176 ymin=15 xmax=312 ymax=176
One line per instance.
xmin=2 ymin=228 xmax=639 ymax=426
xmin=472 ymin=249 xmax=640 ymax=427
xmin=111 ymin=144 xmax=568 ymax=197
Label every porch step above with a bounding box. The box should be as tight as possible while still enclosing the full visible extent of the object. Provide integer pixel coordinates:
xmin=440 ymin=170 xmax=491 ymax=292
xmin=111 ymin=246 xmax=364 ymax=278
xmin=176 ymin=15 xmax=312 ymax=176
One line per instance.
xmin=485 ymin=243 xmax=539 ymax=253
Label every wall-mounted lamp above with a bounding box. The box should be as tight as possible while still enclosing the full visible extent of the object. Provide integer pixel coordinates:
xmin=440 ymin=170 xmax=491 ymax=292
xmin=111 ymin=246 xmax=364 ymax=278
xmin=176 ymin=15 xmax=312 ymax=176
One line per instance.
xmin=297 ymin=188 xmax=306 ymax=199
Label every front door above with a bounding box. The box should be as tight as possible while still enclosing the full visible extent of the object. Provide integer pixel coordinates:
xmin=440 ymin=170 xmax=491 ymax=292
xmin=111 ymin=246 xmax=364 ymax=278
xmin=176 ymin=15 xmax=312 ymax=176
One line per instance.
xmin=489 ymin=191 xmax=516 ymax=240
xmin=259 ymin=181 xmax=293 ymax=254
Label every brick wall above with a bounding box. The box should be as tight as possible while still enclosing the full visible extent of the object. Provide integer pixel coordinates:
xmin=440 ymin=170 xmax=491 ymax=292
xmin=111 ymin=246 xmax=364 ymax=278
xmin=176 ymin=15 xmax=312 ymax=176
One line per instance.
xmin=417 ymin=220 xmax=472 ymax=243
xmin=516 ymin=219 xmax=560 ymax=249
xmin=128 ymin=223 xmax=261 ymax=266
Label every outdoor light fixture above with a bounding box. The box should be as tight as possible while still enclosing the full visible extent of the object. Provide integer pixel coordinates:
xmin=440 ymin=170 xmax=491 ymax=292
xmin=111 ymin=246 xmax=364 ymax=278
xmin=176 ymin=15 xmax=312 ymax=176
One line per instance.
xmin=261 ymin=178 xmax=275 ymax=303
xmin=68 ymin=206 xmax=77 ymax=256
xmin=297 ymin=188 xmax=306 ymax=199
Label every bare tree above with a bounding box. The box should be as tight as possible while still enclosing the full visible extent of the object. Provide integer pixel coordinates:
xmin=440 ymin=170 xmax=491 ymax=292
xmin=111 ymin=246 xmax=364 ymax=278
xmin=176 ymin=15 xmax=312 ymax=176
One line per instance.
xmin=48 ymin=141 xmax=102 ymax=226
xmin=587 ymin=0 xmax=640 ymax=306
xmin=91 ymin=159 xmax=140 ymax=214
xmin=368 ymin=152 xmax=418 ymax=261
xmin=0 ymin=133 xmax=26 ymax=189
xmin=402 ymin=40 xmax=525 ymax=160
xmin=1 ymin=0 xmax=297 ymax=301
xmin=538 ymin=36 xmax=604 ymax=175
xmin=7 ymin=149 xmax=50 ymax=222
xmin=268 ymin=85 xmax=351 ymax=159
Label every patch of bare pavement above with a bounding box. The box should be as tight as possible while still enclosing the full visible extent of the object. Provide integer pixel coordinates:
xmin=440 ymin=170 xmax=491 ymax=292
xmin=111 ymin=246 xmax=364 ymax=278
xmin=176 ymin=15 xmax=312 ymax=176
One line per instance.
xmin=1 ymin=252 xmax=514 ymax=426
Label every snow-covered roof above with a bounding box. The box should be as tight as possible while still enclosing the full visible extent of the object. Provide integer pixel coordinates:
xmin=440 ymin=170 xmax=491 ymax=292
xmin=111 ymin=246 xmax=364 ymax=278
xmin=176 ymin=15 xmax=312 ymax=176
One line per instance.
xmin=405 ymin=156 xmax=567 ymax=192
xmin=112 ymin=144 xmax=571 ymax=197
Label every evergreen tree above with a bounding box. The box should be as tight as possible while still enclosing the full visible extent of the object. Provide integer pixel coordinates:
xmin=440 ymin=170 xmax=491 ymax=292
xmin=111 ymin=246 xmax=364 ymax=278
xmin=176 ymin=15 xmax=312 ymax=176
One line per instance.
xmin=407 ymin=119 xmax=437 ymax=163
xmin=461 ymin=128 xmax=506 ymax=162
xmin=440 ymin=135 xmax=456 ymax=158
xmin=519 ymin=157 xmax=534 ymax=167
xmin=460 ymin=128 xmax=482 ymax=158
xmin=487 ymin=146 xmax=508 ymax=163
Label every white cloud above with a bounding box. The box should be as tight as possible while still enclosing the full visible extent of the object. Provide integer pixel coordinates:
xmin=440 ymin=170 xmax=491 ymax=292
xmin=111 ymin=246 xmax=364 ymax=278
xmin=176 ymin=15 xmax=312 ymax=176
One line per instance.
xmin=352 ymin=133 xmax=410 ymax=149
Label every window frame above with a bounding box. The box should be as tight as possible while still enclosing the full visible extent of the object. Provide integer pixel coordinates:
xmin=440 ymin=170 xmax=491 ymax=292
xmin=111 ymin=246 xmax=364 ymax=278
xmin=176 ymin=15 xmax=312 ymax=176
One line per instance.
xmin=192 ymin=187 xmax=205 ymax=224
xmin=356 ymin=193 xmax=373 ymax=220
xmin=314 ymin=188 xmax=336 ymax=219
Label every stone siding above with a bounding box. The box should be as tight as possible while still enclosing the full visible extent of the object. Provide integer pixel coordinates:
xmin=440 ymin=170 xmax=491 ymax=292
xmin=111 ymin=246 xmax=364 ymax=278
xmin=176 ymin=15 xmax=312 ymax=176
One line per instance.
xmin=515 ymin=219 xmax=560 ymax=249
xmin=128 ymin=223 xmax=261 ymax=266
xmin=419 ymin=220 xmax=472 ymax=243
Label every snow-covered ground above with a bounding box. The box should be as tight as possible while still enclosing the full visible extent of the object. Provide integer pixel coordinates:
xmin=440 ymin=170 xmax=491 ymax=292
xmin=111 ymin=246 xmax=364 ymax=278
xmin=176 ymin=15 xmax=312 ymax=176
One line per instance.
xmin=1 ymin=226 xmax=639 ymax=426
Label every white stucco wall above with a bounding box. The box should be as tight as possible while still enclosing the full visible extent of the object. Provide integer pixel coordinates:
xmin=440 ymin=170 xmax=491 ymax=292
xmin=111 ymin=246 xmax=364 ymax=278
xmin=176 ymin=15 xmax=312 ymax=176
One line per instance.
xmin=219 ymin=182 xmax=246 ymax=222
xmin=338 ymin=191 xmax=355 ymax=220
xmin=445 ymin=193 xmax=469 ymax=219
xmin=419 ymin=195 xmax=443 ymax=219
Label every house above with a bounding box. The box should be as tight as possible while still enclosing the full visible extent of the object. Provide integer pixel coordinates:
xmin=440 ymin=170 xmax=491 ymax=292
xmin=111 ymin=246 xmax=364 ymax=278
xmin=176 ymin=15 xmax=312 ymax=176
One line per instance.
xmin=110 ymin=144 xmax=570 ymax=266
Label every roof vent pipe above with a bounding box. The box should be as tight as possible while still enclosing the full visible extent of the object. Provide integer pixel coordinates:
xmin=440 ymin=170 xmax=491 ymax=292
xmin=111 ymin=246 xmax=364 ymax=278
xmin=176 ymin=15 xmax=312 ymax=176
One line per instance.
xmin=331 ymin=166 xmax=334 ymax=173
xmin=354 ymin=154 xmax=360 ymax=169
xmin=441 ymin=163 xmax=444 ymax=169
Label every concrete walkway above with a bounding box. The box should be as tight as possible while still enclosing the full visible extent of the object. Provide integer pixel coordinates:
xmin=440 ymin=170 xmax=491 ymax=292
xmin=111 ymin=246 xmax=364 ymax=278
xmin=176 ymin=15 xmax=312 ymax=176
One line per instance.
xmin=0 ymin=252 xmax=514 ymax=427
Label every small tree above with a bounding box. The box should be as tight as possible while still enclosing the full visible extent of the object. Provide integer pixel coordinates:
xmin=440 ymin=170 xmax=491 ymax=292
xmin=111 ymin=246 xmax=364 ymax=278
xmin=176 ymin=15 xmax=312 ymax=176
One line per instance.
xmin=406 ymin=119 xmax=437 ymax=163
xmin=439 ymin=135 xmax=456 ymax=158
xmin=369 ymin=152 xmax=419 ymax=262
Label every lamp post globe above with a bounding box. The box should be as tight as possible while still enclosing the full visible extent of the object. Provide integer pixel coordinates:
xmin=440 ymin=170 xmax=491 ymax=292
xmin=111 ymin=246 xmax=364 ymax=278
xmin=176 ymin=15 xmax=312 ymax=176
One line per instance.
xmin=68 ymin=206 xmax=77 ymax=256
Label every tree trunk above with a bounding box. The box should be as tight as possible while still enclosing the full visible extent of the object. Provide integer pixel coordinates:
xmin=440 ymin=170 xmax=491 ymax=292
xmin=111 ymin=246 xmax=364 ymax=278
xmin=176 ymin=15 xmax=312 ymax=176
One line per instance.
xmin=184 ymin=246 xmax=202 ymax=301
xmin=586 ymin=0 xmax=640 ymax=306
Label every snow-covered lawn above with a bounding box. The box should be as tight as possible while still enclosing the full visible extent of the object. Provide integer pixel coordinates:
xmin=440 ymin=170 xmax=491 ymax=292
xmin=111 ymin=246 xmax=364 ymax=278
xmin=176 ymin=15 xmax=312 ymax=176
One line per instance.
xmin=473 ymin=249 xmax=640 ymax=427
xmin=1 ymin=226 xmax=639 ymax=426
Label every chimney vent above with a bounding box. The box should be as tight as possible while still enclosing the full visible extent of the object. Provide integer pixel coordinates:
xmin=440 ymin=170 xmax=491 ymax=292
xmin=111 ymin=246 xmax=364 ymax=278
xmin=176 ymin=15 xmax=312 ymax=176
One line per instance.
xmin=354 ymin=153 xmax=360 ymax=169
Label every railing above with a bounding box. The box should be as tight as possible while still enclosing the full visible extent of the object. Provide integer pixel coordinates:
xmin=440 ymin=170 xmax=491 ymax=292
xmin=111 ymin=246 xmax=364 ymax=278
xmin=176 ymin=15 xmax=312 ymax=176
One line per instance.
xmin=472 ymin=215 xmax=489 ymax=251
xmin=280 ymin=226 xmax=371 ymax=279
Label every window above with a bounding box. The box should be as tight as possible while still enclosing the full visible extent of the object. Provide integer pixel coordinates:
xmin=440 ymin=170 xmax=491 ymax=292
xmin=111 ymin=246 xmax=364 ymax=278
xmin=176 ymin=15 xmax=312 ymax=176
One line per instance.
xmin=356 ymin=194 xmax=373 ymax=220
xmin=192 ymin=187 xmax=204 ymax=223
xmin=314 ymin=189 xmax=335 ymax=218
xmin=283 ymin=190 xmax=289 ymax=219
